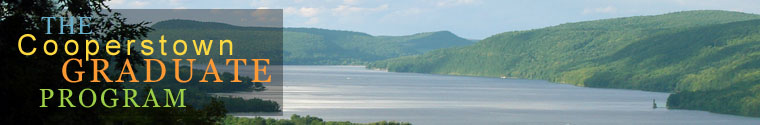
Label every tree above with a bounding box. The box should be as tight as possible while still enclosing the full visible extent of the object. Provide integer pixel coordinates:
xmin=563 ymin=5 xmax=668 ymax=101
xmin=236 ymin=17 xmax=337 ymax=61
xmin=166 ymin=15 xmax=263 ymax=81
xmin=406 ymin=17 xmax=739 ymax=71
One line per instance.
xmin=0 ymin=0 xmax=227 ymax=124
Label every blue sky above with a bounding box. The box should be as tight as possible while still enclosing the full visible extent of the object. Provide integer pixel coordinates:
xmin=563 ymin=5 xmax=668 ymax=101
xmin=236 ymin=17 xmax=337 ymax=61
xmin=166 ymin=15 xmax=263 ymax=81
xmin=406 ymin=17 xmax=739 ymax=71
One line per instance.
xmin=107 ymin=0 xmax=760 ymax=39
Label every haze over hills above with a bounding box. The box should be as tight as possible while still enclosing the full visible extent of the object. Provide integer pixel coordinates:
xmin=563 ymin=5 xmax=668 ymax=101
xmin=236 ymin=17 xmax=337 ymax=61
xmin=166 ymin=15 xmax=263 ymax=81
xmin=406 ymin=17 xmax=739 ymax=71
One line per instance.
xmin=146 ymin=19 xmax=475 ymax=65
xmin=283 ymin=28 xmax=474 ymax=64
xmin=368 ymin=10 xmax=760 ymax=117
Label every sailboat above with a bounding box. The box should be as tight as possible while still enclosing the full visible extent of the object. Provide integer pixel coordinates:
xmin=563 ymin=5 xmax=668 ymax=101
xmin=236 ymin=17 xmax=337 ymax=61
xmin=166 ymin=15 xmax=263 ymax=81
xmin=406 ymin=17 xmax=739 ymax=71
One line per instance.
xmin=652 ymin=99 xmax=657 ymax=109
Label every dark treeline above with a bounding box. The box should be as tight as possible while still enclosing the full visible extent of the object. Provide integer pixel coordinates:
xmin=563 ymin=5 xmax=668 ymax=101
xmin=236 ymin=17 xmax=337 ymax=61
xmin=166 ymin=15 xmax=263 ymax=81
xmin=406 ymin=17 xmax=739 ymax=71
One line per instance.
xmin=121 ymin=61 xmax=281 ymax=113
xmin=223 ymin=114 xmax=411 ymax=125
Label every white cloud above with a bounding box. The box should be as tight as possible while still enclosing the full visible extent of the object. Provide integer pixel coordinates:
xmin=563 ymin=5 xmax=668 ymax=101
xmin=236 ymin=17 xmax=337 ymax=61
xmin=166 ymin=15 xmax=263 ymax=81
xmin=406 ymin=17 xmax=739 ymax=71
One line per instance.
xmin=582 ymin=6 xmax=617 ymax=14
xmin=299 ymin=7 xmax=320 ymax=17
xmin=284 ymin=7 xmax=321 ymax=17
xmin=305 ymin=17 xmax=320 ymax=24
xmin=284 ymin=7 xmax=297 ymax=14
xmin=283 ymin=6 xmax=321 ymax=25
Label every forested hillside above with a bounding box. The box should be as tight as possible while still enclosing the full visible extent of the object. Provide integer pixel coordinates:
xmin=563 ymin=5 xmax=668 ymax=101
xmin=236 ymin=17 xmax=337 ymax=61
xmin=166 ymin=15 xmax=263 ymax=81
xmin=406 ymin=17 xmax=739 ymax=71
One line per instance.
xmin=368 ymin=10 xmax=760 ymax=117
xmin=146 ymin=20 xmax=474 ymax=64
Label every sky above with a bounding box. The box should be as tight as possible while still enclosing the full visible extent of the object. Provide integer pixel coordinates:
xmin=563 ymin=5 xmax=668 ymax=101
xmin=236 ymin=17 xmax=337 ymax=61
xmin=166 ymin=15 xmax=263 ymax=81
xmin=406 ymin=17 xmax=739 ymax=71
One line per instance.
xmin=107 ymin=0 xmax=760 ymax=39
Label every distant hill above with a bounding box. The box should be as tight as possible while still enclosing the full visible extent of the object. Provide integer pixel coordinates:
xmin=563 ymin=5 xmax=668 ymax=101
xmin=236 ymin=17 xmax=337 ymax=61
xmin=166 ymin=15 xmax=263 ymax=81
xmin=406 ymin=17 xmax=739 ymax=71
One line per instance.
xmin=145 ymin=20 xmax=474 ymax=65
xmin=283 ymin=28 xmax=473 ymax=64
xmin=368 ymin=10 xmax=760 ymax=117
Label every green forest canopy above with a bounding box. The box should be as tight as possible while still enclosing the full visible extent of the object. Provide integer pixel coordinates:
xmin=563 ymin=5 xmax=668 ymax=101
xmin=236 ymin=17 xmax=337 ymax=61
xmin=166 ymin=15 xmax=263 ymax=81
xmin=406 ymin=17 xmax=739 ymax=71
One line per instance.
xmin=145 ymin=19 xmax=475 ymax=65
xmin=369 ymin=10 xmax=760 ymax=117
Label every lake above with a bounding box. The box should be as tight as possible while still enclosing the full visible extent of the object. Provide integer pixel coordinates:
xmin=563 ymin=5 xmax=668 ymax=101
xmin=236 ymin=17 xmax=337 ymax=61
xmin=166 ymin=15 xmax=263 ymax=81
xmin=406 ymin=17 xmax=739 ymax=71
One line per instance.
xmin=216 ymin=65 xmax=760 ymax=125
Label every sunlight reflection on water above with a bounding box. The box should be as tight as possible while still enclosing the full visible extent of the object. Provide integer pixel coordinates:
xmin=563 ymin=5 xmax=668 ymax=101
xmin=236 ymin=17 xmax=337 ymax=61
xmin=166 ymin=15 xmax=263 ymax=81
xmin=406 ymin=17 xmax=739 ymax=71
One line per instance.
xmin=218 ymin=65 xmax=760 ymax=125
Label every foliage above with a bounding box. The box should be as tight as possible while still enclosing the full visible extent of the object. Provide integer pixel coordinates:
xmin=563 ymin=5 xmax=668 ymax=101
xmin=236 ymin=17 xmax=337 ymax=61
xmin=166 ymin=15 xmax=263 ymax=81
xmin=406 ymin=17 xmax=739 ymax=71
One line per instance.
xmin=0 ymin=0 xmax=276 ymax=124
xmin=121 ymin=62 xmax=282 ymax=113
xmin=222 ymin=114 xmax=412 ymax=125
xmin=145 ymin=20 xmax=475 ymax=65
xmin=668 ymin=84 xmax=760 ymax=117
xmin=369 ymin=10 xmax=760 ymax=117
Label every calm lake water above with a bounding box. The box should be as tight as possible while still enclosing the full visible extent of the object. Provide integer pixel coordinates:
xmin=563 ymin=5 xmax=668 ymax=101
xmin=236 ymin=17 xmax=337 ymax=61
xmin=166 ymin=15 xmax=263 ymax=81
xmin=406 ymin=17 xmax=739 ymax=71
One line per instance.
xmin=217 ymin=65 xmax=760 ymax=125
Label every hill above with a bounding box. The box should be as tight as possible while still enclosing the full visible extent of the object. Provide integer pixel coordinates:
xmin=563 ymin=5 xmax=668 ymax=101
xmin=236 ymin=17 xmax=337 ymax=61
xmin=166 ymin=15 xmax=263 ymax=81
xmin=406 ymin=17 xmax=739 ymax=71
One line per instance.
xmin=146 ymin=20 xmax=474 ymax=64
xmin=368 ymin=10 xmax=760 ymax=117
xmin=284 ymin=28 xmax=474 ymax=64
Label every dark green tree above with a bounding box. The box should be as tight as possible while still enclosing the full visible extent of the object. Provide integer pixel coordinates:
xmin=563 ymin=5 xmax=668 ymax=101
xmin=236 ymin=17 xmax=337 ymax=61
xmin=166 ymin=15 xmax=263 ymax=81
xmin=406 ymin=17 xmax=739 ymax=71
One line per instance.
xmin=0 ymin=0 xmax=229 ymax=124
